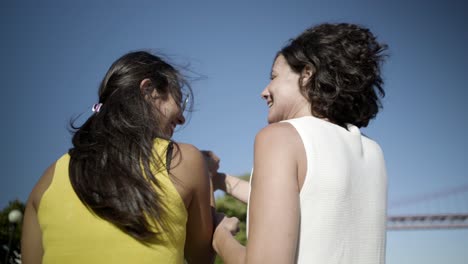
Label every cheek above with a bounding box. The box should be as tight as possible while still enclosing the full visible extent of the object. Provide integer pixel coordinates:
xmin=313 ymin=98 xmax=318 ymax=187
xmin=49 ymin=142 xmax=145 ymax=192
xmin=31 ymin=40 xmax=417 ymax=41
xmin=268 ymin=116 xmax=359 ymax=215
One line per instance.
xmin=152 ymin=101 xmax=169 ymax=126
xmin=159 ymin=101 xmax=172 ymax=118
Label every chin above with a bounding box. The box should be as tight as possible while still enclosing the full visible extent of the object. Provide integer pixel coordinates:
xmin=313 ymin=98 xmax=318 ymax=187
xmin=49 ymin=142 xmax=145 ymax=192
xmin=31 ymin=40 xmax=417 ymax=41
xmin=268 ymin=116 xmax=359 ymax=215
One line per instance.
xmin=267 ymin=116 xmax=278 ymax=124
xmin=161 ymin=129 xmax=173 ymax=139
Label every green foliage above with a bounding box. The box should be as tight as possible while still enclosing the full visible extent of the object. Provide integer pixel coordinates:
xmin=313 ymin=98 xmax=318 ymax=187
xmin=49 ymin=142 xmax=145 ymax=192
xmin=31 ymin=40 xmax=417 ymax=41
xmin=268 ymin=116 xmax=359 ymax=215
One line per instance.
xmin=0 ymin=199 xmax=25 ymax=261
xmin=214 ymin=174 xmax=250 ymax=264
xmin=216 ymin=195 xmax=248 ymax=245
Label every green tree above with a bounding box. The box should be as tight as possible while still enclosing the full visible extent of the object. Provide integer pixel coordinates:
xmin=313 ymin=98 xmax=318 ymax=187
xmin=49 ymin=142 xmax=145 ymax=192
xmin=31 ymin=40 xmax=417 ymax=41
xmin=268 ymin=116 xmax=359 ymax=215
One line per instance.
xmin=214 ymin=174 xmax=250 ymax=264
xmin=0 ymin=199 xmax=25 ymax=263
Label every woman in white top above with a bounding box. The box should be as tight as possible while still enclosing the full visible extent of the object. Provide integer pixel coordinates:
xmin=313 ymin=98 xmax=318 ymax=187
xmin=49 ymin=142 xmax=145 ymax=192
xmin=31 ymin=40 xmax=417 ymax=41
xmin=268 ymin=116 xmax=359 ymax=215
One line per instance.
xmin=211 ymin=23 xmax=389 ymax=264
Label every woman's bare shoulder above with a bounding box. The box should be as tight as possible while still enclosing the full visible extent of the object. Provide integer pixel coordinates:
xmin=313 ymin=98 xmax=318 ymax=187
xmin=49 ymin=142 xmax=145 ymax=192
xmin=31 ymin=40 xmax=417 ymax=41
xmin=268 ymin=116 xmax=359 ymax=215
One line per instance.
xmin=28 ymin=162 xmax=57 ymax=211
xmin=170 ymin=142 xmax=208 ymax=189
xmin=255 ymin=122 xmax=301 ymax=146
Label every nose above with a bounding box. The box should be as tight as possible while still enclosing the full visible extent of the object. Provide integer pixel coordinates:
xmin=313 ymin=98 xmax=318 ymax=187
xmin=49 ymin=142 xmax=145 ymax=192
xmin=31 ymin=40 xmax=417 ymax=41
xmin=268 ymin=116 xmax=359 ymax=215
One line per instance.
xmin=176 ymin=111 xmax=185 ymax=125
xmin=261 ymin=86 xmax=269 ymax=101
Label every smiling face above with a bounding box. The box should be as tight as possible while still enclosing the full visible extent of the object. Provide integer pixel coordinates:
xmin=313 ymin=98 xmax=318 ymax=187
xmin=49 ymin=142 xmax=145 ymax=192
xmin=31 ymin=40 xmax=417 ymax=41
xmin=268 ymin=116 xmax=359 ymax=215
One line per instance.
xmin=157 ymin=94 xmax=186 ymax=138
xmin=141 ymin=78 xmax=186 ymax=138
xmin=261 ymin=54 xmax=311 ymax=124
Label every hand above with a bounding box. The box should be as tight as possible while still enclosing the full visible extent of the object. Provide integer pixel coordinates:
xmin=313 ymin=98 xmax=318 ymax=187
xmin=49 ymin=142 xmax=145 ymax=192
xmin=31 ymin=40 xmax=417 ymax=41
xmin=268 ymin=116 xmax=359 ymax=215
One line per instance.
xmin=214 ymin=212 xmax=239 ymax=232
xmin=213 ymin=212 xmax=240 ymax=252
xmin=201 ymin=150 xmax=220 ymax=177
xmin=202 ymin=150 xmax=226 ymax=191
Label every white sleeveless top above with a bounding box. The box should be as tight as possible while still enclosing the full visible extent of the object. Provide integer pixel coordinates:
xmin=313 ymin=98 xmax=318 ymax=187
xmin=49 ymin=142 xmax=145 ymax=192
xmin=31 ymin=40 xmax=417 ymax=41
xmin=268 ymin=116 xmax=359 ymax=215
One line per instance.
xmin=247 ymin=116 xmax=387 ymax=264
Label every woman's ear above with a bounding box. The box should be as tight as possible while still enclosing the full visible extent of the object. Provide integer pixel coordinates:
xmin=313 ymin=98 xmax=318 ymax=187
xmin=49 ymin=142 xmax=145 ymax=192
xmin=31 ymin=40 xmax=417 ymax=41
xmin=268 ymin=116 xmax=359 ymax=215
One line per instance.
xmin=140 ymin=78 xmax=152 ymax=95
xmin=301 ymin=65 xmax=314 ymax=84
xmin=140 ymin=78 xmax=158 ymax=99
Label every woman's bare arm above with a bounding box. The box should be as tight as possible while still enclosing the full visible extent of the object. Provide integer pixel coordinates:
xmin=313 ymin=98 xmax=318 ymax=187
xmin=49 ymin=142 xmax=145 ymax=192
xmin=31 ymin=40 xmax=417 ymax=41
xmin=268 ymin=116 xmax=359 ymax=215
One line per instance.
xmin=213 ymin=123 xmax=302 ymax=263
xmin=202 ymin=151 xmax=250 ymax=203
xmin=21 ymin=163 xmax=56 ymax=264
xmin=174 ymin=144 xmax=216 ymax=263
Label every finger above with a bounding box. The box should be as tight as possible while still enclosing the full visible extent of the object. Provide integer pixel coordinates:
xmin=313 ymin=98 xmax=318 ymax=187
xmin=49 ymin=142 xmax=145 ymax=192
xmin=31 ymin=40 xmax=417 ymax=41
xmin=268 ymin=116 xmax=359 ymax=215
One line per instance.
xmin=230 ymin=224 xmax=240 ymax=235
xmin=202 ymin=150 xmax=219 ymax=161
xmin=201 ymin=150 xmax=211 ymax=157
xmin=211 ymin=152 xmax=219 ymax=161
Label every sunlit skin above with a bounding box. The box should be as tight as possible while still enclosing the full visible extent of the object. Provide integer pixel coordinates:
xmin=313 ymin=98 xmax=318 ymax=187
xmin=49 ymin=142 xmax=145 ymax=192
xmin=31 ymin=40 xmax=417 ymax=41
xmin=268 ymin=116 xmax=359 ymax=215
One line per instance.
xmin=261 ymin=55 xmax=311 ymax=124
xmin=211 ymin=54 xmax=313 ymax=264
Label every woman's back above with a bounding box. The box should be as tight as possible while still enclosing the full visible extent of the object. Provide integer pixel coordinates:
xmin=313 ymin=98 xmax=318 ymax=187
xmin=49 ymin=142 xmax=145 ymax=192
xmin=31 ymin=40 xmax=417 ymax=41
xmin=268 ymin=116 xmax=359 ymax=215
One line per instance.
xmin=38 ymin=139 xmax=187 ymax=264
xmin=21 ymin=51 xmax=215 ymax=264
xmin=212 ymin=23 xmax=388 ymax=264
xmin=285 ymin=116 xmax=387 ymax=264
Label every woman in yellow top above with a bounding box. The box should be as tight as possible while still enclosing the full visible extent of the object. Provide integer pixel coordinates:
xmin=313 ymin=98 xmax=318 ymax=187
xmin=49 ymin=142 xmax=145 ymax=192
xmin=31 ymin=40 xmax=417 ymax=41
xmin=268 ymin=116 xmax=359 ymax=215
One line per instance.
xmin=21 ymin=51 xmax=222 ymax=263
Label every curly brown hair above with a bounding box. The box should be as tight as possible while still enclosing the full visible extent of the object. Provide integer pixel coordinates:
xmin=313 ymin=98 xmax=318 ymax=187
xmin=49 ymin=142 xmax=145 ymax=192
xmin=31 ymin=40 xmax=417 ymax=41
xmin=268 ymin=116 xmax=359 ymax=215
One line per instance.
xmin=280 ymin=23 xmax=388 ymax=128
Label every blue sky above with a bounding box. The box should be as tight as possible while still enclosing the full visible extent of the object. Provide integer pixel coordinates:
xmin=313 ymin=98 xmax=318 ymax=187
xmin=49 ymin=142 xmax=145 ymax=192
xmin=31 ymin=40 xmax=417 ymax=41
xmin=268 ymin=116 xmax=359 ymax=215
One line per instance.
xmin=1 ymin=0 xmax=467 ymax=263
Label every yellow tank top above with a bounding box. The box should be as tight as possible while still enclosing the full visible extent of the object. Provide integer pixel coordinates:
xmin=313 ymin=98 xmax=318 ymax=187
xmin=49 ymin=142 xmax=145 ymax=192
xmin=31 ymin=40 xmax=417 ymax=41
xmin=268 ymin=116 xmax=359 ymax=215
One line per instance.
xmin=38 ymin=139 xmax=188 ymax=264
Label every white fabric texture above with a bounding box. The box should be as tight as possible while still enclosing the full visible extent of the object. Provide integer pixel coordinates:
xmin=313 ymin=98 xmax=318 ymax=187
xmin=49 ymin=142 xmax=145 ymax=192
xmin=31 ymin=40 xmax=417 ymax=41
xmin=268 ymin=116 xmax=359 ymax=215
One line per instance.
xmin=247 ymin=116 xmax=387 ymax=264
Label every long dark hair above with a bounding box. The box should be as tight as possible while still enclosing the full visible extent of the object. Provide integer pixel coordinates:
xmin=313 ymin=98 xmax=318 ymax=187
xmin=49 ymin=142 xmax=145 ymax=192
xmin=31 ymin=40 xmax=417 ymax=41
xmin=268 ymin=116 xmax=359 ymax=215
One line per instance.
xmin=68 ymin=51 xmax=191 ymax=242
xmin=280 ymin=23 xmax=388 ymax=128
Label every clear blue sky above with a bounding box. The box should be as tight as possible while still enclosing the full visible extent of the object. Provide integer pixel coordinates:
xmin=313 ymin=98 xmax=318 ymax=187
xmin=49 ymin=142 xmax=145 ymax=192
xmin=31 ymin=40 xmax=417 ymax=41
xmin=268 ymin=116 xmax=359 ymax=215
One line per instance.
xmin=1 ymin=0 xmax=467 ymax=263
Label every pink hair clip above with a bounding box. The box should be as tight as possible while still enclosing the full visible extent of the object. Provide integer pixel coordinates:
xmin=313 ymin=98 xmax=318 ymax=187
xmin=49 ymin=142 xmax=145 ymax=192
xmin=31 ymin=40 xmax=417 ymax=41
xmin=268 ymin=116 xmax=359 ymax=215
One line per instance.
xmin=92 ymin=103 xmax=103 ymax=113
